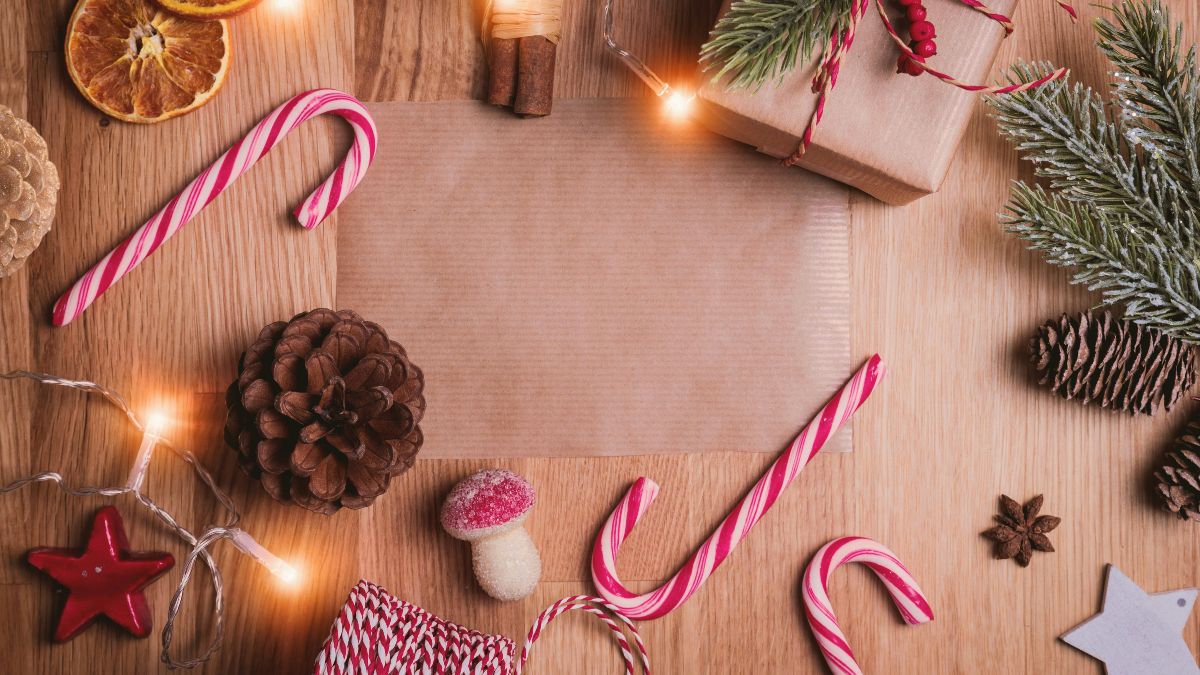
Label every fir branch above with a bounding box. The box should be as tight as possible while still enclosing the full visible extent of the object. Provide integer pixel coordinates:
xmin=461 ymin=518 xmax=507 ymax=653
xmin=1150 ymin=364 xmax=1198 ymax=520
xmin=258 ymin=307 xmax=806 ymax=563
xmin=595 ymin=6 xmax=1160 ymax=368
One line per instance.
xmin=1004 ymin=184 xmax=1200 ymax=343
xmin=700 ymin=0 xmax=851 ymax=91
xmin=986 ymin=0 xmax=1200 ymax=344
xmin=989 ymin=64 xmax=1175 ymax=227
xmin=1095 ymin=0 xmax=1200 ymax=204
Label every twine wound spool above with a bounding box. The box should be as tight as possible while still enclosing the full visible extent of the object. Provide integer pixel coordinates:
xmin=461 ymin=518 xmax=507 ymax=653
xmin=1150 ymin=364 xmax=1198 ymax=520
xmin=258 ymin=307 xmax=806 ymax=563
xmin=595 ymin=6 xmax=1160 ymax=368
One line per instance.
xmin=484 ymin=0 xmax=563 ymax=44
xmin=313 ymin=581 xmax=650 ymax=674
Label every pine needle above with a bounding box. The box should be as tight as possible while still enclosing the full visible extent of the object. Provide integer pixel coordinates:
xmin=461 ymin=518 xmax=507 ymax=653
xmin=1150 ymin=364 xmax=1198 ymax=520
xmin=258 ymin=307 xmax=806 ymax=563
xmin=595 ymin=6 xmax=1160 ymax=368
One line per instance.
xmin=988 ymin=0 xmax=1200 ymax=344
xmin=700 ymin=0 xmax=852 ymax=91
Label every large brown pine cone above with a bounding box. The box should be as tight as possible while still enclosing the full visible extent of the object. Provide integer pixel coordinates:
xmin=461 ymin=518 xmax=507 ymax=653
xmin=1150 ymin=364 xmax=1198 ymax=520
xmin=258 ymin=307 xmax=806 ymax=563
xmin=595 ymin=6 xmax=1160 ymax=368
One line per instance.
xmin=225 ymin=309 xmax=425 ymax=515
xmin=1155 ymin=419 xmax=1200 ymax=522
xmin=1029 ymin=311 xmax=1196 ymax=415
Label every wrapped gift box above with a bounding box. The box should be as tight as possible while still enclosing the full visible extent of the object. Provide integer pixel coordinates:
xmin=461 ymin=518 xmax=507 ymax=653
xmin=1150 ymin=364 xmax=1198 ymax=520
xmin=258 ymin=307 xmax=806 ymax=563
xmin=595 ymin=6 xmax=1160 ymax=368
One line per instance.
xmin=695 ymin=0 xmax=1016 ymax=204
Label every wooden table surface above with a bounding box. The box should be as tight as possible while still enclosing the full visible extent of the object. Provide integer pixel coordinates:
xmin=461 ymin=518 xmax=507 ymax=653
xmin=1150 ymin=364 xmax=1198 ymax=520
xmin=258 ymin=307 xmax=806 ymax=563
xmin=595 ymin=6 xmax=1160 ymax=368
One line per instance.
xmin=2 ymin=0 xmax=1199 ymax=673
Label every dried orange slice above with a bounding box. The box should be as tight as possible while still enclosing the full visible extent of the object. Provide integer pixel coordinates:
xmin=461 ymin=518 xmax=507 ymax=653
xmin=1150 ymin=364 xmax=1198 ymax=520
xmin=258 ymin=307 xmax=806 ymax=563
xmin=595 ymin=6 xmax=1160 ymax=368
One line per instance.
xmin=65 ymin=0 xmax=232 ymax=123
xmin=155 ymin=0 xmax=264 ymax=20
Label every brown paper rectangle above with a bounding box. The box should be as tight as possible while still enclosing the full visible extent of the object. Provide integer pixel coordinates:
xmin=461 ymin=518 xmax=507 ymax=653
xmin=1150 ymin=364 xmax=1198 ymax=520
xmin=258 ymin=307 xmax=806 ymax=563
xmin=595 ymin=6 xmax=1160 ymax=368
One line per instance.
xmin=337 ymin=99 xmax=851 ymax=458
xmin=696 ymin=0 xmax=1016 ymax=204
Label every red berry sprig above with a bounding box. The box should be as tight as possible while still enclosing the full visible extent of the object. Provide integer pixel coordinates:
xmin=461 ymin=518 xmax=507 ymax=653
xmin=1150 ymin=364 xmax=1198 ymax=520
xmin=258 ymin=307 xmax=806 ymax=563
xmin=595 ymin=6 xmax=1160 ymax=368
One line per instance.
xmin=895 ymin=0 xmax=937 ymax=77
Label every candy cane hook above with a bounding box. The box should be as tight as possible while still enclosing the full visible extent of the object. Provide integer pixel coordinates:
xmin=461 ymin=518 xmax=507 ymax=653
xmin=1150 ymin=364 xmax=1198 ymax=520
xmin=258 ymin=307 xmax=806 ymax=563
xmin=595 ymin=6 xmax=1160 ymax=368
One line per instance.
xmin=591 ymin=355 xmax=885 ymax=620
xmin=803 ymin=537 xmax=934 ymax=675
xmin=52 ymin=88 xmax=377 ymax=326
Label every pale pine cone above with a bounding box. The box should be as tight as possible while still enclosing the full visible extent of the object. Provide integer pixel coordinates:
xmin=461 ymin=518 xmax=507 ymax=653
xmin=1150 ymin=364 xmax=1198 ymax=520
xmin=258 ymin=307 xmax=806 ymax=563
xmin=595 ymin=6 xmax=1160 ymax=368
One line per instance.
xmin=0 ymin=105 xmax=58 ymax=278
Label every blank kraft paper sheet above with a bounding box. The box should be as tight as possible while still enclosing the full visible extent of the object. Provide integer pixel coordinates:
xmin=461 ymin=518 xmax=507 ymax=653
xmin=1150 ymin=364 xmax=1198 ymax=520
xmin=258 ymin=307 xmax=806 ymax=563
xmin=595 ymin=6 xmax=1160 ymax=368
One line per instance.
xmin=338 ymin=98 xmax=852 ymax=458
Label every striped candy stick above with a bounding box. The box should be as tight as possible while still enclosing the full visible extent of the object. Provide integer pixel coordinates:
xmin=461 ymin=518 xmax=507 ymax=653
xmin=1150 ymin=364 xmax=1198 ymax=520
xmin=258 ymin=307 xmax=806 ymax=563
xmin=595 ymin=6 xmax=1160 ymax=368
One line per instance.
xmin=591 ymin=354 xmax=885 ymax=620
xmin=52 ymin=88 xmax=377 ymax=327
xmin=803 ymin=536 xmax=934 ymax=675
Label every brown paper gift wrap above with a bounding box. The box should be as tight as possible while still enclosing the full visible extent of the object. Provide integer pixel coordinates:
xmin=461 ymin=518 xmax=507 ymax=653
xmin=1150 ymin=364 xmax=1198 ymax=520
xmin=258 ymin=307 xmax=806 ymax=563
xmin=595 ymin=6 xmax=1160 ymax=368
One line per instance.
xmin=695 ymin=0 xmax=1016 ymax=204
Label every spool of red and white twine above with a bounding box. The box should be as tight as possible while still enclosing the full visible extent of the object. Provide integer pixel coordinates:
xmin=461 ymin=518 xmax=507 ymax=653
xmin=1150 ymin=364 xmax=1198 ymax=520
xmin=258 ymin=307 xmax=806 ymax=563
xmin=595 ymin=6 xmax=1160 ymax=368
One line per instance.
xmin=52 ymin=88 xmax=377 ymax=327
xmin=313 ymin=581 xmax=650 ymax=674
xmin=591 ymin=355 xmax=884 ymax=620
xmin=802 ymin=536 xmax=933 ymax=675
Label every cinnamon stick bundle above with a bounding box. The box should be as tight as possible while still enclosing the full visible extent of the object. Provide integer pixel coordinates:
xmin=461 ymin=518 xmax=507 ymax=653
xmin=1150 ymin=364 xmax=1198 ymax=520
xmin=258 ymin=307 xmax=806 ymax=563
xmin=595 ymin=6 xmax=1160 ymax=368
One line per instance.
xmin=484 ymin=0 xmax=560 ymax=117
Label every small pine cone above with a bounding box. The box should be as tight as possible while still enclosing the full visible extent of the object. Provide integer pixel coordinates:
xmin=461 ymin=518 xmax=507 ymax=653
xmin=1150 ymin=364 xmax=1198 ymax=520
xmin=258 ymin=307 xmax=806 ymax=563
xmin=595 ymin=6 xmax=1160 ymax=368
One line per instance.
xmin=225 ymin=309 xmax=425 ymax=515
xmin=1029 ymin=311 xmax=1196 ymax=415
xmin=0 ymin=105 xmax=59 ymax=278
xmin=1155 ymin=419 xmax=1200 ymax=521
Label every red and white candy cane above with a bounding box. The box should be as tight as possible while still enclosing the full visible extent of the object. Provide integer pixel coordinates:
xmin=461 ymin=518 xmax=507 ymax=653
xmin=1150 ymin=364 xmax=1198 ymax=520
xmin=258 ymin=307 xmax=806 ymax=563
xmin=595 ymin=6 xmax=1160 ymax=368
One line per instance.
xmin=52 ymin=88 xmax=377 ymax=327
xmin=803 ymin=536 xmax=933 ymax=675
xmin=592 ymin=354 xmax=885 ymax=620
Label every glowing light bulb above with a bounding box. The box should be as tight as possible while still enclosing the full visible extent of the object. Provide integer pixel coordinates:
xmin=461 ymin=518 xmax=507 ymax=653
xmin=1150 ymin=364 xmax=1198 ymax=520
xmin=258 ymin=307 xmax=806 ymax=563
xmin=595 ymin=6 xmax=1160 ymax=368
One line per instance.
xmin=144 ymin=411 xmax=168 ymax=436
xmin=126 ymin=410 xmax=169 ymax=492
xmin=662 ymin=89 xmax=695 ymax=120
xmin=275 ymin=562 xmax=302 ymax=585
xmin=229 ymin=529 xmax=301 ymax=586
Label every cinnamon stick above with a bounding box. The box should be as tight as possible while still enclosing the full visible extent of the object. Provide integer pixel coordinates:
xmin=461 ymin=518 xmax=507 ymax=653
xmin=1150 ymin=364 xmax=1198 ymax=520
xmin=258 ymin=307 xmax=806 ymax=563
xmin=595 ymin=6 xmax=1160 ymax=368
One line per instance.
xmin=487 ymin=37 xmax=518 ymax=107
xmin=514 ymin=36 xmax=556 ymax=117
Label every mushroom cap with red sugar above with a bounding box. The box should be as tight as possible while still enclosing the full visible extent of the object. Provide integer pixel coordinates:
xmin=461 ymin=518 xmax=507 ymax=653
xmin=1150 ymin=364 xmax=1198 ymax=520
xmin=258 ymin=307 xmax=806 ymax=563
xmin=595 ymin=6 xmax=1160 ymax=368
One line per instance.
xmin=440 ymin=469 xmax=536 ymax=541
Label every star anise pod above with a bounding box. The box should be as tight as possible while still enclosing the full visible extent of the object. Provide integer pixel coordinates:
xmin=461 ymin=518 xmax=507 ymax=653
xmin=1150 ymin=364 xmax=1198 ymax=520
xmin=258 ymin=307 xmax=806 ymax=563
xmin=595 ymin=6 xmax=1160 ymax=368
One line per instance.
xmin=982 ymin=494 xmax=1061 ymax=567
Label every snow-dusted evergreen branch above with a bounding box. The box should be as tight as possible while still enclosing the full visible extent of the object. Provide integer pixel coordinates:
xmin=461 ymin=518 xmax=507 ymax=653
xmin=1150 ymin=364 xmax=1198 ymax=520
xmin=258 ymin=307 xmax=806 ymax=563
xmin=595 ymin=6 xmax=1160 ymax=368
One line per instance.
xmin=988 ymin=0 xmax=1200 ymax=343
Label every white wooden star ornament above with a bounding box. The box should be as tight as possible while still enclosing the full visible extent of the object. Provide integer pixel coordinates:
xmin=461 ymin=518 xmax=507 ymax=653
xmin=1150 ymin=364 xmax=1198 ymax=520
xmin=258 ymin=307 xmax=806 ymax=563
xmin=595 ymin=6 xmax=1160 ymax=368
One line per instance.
xmin=1061 ymin=565 xmax=1200 ymax=675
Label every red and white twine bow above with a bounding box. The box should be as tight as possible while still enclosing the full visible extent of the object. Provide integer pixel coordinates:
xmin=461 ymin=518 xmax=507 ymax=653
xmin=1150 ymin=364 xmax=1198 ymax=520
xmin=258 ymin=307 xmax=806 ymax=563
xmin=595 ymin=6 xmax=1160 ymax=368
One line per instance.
xmin=788 ymin=0 xmax=1075 ymax=165
xmin=519 ymin=595 xmax=649 ymax=674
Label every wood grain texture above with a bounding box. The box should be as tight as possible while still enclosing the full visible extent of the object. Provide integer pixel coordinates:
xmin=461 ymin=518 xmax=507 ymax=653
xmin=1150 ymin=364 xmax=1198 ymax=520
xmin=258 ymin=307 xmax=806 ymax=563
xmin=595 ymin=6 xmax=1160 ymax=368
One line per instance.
xmin=0 ymin=0 xmax=1199 ymax=673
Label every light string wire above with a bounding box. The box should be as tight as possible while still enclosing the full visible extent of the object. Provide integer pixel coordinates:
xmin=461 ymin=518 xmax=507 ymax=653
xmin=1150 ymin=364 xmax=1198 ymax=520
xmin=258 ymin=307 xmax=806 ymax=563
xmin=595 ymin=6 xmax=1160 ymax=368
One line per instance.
xmin=601 ymin=0 xmax=670 ymax=96
xmin=0 ymin=370 xmax=285 ymax=670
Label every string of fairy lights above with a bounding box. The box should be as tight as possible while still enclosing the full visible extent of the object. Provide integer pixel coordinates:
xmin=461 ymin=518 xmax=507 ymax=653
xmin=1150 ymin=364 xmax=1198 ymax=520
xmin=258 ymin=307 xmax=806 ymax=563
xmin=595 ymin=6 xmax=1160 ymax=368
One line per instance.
xmin=0 ymin=370 xmax=298 ymax=670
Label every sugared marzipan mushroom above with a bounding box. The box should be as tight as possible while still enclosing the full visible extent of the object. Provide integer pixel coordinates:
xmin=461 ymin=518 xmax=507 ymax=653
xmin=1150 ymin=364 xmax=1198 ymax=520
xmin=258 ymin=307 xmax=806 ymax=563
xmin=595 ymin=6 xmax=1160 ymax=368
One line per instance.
xmin=440 ymin=469 xmax=541 ymax=601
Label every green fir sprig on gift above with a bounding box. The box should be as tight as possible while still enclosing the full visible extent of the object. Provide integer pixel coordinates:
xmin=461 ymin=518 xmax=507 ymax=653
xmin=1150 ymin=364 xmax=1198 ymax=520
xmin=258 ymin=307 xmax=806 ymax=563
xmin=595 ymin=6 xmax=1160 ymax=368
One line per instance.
xmin=988 ymin=0 xmax=1200 ymax=344
xmin=700 ymin=0 xmax=853 ymax=91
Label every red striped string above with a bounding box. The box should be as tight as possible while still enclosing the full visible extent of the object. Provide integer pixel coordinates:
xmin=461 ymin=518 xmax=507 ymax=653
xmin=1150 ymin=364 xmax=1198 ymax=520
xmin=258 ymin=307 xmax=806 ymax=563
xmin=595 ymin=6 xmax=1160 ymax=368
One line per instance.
xmin=785 ymin=0 xmax=1076 ymax=166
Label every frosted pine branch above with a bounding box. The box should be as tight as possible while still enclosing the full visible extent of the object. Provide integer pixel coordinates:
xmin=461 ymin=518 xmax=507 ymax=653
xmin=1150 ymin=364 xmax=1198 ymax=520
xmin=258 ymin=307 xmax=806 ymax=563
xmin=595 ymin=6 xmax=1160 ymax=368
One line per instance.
xmin=987 ymin=0 xmax=1200 ymax=344
xmin=1096 ymin=0 xmax=1200 ymax=205
xmin=1003 ymin=184 xmax=1200 ymax=343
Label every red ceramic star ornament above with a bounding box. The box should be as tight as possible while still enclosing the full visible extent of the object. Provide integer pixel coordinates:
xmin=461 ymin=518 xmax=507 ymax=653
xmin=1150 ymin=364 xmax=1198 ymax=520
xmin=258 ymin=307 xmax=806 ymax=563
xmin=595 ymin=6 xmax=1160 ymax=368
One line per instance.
xmin=27 ymin=506 xmax=175 ymax=641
